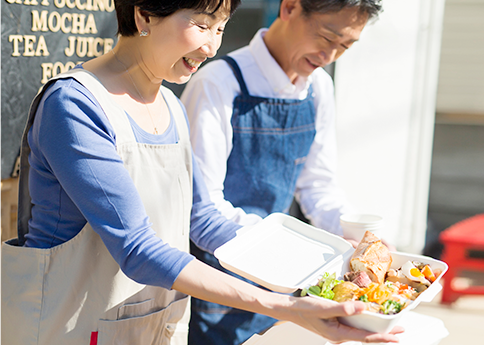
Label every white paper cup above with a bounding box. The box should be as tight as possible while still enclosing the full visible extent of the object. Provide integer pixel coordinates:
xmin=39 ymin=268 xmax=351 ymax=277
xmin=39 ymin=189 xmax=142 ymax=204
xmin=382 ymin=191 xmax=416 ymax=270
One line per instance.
xmin=340 ymin=213 xmax=383 ymax=242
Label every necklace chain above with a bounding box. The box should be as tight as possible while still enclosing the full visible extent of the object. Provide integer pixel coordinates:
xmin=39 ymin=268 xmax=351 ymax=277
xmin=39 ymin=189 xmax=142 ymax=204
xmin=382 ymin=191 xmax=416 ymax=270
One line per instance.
xmin=111 ymin=50 xmax=159 ymax=135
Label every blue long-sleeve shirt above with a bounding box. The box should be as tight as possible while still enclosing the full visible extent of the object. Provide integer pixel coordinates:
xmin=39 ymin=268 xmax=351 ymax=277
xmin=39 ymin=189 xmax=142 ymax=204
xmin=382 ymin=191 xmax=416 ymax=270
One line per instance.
xmin=25 ymin=76 xmax=241 ymax=289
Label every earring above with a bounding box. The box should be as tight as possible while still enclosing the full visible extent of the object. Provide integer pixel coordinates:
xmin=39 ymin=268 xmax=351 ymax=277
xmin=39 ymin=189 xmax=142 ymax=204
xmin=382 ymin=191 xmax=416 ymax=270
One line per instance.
xmin=140 ymin=30 xmax=148 ymax=37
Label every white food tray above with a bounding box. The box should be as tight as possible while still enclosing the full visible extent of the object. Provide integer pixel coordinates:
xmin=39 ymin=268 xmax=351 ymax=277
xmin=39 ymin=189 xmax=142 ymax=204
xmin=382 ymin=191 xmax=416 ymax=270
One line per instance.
xmin=214 ymin=213 xmax=448 ymax=333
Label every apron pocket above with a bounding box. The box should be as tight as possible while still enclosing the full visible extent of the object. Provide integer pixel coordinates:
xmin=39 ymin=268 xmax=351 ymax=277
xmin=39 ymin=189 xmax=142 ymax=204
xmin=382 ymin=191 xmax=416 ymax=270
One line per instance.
xmin=117 ymin=298 xmax=155 ymax=320
xmin=97 ymin=296 xmax=189 ymax=345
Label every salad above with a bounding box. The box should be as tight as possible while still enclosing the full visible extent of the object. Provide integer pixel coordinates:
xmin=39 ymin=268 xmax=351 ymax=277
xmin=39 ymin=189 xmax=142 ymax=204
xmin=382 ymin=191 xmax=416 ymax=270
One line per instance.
xmin=301 ymin=261 xmax=441 ymax=315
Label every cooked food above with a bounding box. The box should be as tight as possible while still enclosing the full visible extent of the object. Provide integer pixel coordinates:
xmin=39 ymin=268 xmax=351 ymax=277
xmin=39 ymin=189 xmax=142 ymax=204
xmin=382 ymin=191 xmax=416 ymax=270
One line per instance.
xmin=305 ymin=272 xmax=342 ymax=300
xmin=421 ymin=264 xmax=437 ymax=282
xmin=359 ymin=282 xmax=393 ymax=304
xmin=381 ymin=300 xmax=404 ymax=315
xmin=349 ymin=231 xmax=392 ymax=284
xmin=386 ymin=260 xmax=440 ymax=293
xmin=400 ymin=261 xmax=431 ymax=286
xmin=386 ymin=268 xmax=407 ymax=284
xmin=332 ymin=281 xmax=361 ymax=302
xmin=301 ymin=232 xmax=442 ymax=316
xmin=344 ymin=271 xmax=372 ymax=288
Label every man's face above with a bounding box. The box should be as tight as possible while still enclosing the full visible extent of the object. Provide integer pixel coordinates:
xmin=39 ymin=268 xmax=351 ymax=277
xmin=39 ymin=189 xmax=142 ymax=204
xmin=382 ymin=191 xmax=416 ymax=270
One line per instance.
xmin=284 ymin=6 xmax=369 ymax=79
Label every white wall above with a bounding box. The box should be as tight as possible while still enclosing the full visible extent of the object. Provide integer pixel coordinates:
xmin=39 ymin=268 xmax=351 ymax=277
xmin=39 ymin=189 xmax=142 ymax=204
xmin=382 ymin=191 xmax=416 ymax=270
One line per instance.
xmin=334 ymin=0 xmax=446 ymax=253
xmin=437 ymin=0 xmax=484 ymax=115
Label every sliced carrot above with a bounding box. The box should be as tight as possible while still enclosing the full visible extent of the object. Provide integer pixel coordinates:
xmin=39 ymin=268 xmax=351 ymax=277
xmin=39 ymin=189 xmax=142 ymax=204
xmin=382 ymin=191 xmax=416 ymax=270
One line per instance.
xmin=421 ymin=265 xmax=436 ymax=282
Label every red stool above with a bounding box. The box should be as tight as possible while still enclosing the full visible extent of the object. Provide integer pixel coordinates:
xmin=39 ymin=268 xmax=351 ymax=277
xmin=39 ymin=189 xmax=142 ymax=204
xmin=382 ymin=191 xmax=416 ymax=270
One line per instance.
xmin=439 ymin=214 xmax=484 ymax=304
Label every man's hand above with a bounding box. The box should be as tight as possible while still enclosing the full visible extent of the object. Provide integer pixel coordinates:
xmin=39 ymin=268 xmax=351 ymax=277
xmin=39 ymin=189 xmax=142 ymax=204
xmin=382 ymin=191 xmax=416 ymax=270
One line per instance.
xmin=343 ymin=236 xmax=397 ymax=252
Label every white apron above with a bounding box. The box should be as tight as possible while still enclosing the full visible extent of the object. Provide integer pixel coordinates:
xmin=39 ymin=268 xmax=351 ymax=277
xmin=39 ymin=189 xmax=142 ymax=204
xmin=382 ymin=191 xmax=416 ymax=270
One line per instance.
xmin=1 ymin=69 xmax=193 ymax=345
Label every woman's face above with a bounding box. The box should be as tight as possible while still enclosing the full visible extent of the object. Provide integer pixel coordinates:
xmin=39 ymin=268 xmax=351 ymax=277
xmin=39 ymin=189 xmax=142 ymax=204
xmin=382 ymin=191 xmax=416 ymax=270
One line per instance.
xmin=142 ymin=8 xmax=229 ymax=84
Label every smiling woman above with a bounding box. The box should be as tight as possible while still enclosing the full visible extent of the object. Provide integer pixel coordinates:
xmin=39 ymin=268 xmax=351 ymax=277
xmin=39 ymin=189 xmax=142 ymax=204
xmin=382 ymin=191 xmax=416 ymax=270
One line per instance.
xmin=81 ymin=0 xmax=236 ymax=134
xmin=113 ymin=0 xmax=235 ymax=84
xmin=2 ymin=0 xmax=404 ymax=344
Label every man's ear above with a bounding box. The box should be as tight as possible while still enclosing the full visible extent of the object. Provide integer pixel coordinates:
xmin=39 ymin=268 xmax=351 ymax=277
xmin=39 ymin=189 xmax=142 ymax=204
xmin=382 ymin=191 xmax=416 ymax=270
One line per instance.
xmin=280 ymin=0 xmax=299 ymax=21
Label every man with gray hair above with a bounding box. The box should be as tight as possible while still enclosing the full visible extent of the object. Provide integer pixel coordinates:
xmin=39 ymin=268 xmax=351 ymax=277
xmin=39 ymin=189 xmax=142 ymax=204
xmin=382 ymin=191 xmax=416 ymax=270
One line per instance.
xmin=181 ymin=1 xmax=383 ymax=344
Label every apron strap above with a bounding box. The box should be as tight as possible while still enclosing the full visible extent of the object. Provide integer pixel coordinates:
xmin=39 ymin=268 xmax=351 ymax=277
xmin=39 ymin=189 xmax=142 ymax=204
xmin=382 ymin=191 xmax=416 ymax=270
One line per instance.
xmin=159 ymin=87 xmax=189 ymax=148
xmin=220 ymin=56 xmax=250 ymax=96
xmin=17 ymin=79 xmax=61 ymax=245
xmin=16 ymin=68 xmax=136 ymax=245
xmin=60 ymin=69 xmax=136 ymax=146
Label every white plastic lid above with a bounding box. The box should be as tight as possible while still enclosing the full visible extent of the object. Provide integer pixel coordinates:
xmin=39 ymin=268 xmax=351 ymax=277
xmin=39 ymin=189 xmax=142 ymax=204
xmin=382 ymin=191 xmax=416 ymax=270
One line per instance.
xmin=214 ymin=213 xmax=354 ymax=293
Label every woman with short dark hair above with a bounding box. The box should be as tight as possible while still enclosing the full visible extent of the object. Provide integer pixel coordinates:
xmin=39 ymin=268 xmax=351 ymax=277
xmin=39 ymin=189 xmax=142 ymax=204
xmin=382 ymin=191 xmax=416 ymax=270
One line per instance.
xmin=2 ymin=0 xmax=401 ymax=344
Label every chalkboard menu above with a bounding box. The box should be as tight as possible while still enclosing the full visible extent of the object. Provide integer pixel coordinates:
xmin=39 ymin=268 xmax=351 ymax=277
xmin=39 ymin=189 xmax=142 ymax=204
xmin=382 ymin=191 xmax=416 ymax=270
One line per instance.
xmin=1 ymin=0 xmax=118 ymax=179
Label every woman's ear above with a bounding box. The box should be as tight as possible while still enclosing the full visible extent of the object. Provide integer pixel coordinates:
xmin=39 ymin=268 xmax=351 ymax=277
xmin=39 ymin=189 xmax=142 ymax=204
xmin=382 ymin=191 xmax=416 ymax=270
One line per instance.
xmin=134 ymin=6 xmax=151 ymax=35
xmin=280 ymin=0 xmax=299 ymax=21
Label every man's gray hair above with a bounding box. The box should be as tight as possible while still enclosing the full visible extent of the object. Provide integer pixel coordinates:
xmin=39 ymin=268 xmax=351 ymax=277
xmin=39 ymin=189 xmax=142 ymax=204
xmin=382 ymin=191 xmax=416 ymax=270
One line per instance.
xmin=298 ymin=0 xmax=383 ymax=21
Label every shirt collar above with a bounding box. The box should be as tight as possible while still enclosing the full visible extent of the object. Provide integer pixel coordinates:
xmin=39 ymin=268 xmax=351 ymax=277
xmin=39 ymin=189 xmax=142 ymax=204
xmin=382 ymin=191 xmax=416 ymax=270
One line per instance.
xmin=249 ymin=28 xmax=311 ymax=96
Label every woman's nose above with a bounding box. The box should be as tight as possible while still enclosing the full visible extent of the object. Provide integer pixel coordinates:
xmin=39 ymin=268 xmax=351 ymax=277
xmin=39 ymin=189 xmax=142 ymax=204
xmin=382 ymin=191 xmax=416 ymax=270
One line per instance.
xmin=200 ymin=34 xmax=221 ymax=58
xmin=200 ymin=38 xmax=220 ymax=58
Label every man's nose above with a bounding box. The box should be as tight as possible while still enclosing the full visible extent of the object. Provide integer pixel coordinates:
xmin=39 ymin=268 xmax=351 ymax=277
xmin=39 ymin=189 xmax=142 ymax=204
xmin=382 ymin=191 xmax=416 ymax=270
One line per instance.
xmin=320 ymin=47 xmax=338 ymax=65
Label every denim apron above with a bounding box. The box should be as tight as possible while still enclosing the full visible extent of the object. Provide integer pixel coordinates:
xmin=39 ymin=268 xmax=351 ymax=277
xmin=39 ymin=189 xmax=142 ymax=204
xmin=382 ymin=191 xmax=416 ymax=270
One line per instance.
xmin=2 ymin=69 xmax=193 ymax=345
xmin=189 ymin=56 xmax=316 ymax=345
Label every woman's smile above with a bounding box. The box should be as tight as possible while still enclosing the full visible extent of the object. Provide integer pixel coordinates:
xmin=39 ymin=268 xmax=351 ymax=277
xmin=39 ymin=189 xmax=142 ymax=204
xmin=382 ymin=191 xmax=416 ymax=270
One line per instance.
xmin=183 ymin=57 xmax=204 ymax=73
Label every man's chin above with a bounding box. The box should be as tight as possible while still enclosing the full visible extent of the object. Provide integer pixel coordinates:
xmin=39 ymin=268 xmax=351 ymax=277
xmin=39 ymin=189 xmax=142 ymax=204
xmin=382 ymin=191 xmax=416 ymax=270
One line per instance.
xmin=296 ymin=70 xmax=314 ymax=79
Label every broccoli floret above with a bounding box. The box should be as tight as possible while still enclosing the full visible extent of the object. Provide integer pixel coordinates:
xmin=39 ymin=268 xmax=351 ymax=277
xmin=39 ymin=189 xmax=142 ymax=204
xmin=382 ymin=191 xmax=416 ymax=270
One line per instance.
xmin=381 ymin=300 xmax=404 ymax=315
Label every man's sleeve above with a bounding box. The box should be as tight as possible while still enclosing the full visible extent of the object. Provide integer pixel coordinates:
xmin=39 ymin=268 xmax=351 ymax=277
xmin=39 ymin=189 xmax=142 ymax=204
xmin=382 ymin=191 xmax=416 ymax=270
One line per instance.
xmin=295 ymin=71 xmax=354 ymax=235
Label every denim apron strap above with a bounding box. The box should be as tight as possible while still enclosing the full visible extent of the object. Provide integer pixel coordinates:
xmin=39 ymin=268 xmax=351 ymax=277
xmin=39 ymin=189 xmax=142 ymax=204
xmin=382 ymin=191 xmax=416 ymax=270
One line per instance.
xmin=219 ymin=56 xmax=250 ymax=96
xmin=222 ymin=60 xmax=316 ymax=218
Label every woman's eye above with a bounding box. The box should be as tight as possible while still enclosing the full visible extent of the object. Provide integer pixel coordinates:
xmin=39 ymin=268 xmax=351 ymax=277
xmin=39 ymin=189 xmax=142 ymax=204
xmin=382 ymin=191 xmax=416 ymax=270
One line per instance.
xmin=197 ymin=24 xmax=209 ymax=30
xmin=217 ymin=27 xmax=225 ymax=34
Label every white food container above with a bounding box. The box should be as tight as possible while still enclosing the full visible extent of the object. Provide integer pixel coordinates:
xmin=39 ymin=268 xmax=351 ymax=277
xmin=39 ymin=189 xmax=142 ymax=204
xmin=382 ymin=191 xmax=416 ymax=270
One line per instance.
xmin=214 ymin=213 xmax=448 ymax=333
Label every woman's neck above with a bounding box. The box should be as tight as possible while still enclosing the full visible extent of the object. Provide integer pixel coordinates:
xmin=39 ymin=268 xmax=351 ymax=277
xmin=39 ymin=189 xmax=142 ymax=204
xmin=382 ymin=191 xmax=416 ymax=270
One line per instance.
xmin=84 ymin=37 xmax=161 ymax=102
xmin=112 ymin=37 xmax=162 ymax=102
xmin=82 ymin=37 xmax=170 ymax=135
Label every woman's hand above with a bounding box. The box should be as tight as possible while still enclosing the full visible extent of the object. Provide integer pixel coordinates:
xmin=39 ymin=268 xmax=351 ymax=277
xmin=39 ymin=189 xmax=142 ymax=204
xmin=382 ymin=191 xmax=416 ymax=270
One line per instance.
xmin=174 ymin=260 xmax=403 ymax=344
xmin=279 ymin=296 xmax=404 ymax=343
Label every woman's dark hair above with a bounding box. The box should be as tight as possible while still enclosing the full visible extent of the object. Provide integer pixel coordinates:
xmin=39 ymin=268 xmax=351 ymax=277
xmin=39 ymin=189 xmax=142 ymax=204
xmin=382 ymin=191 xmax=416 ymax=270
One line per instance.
xmin=115 ymin=0 xmax=241 ymax=36
xmin=292 ymin=0 xmax=383 ymax=21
